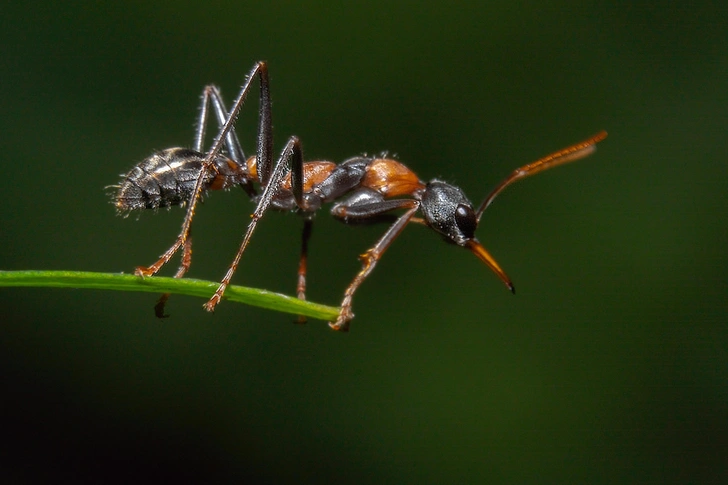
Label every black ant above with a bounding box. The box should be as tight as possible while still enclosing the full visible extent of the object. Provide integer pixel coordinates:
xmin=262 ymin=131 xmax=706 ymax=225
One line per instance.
xmin=113 ymin=61 xmax=607 ymax=331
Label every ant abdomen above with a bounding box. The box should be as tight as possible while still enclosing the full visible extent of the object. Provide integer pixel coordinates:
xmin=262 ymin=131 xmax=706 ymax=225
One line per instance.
xmin=114 ymin=147 xmax=247 ymax=211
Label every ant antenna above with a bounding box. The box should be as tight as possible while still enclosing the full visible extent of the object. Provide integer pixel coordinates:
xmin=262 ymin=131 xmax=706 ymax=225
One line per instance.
xmin=476 ymin=131 xmax=608 ymax=222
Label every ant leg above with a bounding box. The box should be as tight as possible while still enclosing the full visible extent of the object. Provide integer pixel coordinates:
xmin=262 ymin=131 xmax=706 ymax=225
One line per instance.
xmin=203 ymin=86 xmax=257 ymax=197
xmin=295 ymin=217 xmax=314 ymax=324
xmin=195 ymin=86 xmax=243 ymax=159
xmin=330 ymin=199 xmax=420 ymax=332
xmin=203 ymin=136 xmax=303 ymax=312
xmin=136 ymin=62 xmax=272 ymax=278
xmin=193 ymin=86 xmax=212 ymax=153
xmin=148 ymin=84 xmax=247 ymax=312
xmin=476 ymin=131 xmax=607 ymax=219
xmin=154 ymin=235 xmax=194 ymax=318
xmin=135 ymin=240 xmax=186 ymax=277
xmin=149 ymin=85 xmax=240 ymax=312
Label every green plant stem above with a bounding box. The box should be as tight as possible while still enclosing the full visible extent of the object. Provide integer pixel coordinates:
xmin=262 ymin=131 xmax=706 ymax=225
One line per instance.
xmin=0 ymin=270 xmax=340 ymax=321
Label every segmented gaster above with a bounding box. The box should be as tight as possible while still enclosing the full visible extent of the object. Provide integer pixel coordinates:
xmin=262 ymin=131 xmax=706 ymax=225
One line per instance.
xmin=114 ymin=148 xmax=247 ymax=211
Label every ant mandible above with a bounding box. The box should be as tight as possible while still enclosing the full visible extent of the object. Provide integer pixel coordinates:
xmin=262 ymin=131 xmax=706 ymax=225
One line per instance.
xmin=113 ymin=61 xmax=607 ymax=331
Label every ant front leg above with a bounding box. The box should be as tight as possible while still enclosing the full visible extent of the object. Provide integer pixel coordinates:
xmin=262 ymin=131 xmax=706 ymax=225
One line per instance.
xmin=330 ymin=192 xmax=421 ymax=331
xmin=136 ymin=62 xmax=272 ymax=279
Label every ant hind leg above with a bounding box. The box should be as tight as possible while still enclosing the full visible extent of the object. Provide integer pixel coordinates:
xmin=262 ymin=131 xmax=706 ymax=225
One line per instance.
xmin=154 ymin=235 xmax=194 ymax=318
xmin=136 ymin=62 xmax=271 ymax=279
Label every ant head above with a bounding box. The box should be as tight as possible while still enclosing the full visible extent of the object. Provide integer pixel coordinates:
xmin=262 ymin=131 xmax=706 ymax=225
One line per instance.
xmin=420 ymin=180 xmax=477 ymax=246
xmin=421 ymin=180 xmax=515 ymax=293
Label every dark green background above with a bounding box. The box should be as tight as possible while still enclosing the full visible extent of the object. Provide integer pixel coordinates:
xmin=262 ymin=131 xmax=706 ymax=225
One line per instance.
xmin=1 ymin=2 xmax=726 ymax=483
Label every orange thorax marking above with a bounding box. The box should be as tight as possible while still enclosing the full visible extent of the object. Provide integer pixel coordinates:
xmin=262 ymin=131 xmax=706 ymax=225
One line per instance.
xmin=209 ymin=158 xmax=246 ymax=190
xmin=245 ymin=156 xmax=259 ymax=181
xmin=362 ymin=158 xmax=425 ymax=197
xmin=281 ymin=161 xmax=337 ymax=192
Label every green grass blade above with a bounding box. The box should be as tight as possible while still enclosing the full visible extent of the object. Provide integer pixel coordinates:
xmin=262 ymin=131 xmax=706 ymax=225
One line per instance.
xmin=0 ymin=270 xmax=340 ymax=321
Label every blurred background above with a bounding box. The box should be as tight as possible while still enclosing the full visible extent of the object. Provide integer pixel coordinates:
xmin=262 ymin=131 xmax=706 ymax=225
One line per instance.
xmin=1 ymin=1 xmax=726 ymax=483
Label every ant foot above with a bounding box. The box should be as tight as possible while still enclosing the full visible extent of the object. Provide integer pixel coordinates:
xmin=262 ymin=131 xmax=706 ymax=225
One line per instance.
xmin=203 ymin=295 xmax=221 ymax=312
xmin=328 ymin=308 xmax=354 ymax=332
xmin=134 ymin=266 xmax=156 ymax=278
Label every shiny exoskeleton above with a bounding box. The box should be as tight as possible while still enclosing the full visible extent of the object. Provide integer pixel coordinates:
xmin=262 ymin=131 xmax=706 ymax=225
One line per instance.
xmin=115 ymin=149 xmax=249 ymax=211
xmin=113 ymin=61 xmax=607 ymax=331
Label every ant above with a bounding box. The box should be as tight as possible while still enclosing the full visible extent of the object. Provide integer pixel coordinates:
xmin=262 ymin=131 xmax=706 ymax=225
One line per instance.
xmin=113 ymin=61 xmax=607 ymax=331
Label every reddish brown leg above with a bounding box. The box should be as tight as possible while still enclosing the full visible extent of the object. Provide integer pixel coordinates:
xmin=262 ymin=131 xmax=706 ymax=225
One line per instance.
xmin=137 ymin=62 xmax=272 ymax=278
xmin=154 ymin=235 xmax=193 ymax=318
xmin=330 ymin=201 xmax=420 ymax=332
xmin=295 ymin=218 xmax=313 ymax=324
xmin=203 ymin=136 xmax=303 ymax=312
xmin=135 ymin=239 xmax=184 ymax=277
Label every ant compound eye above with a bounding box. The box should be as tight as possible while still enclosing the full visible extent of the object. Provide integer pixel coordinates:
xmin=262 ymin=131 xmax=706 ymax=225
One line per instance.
xmin=454 ymin=204 xmax=477 ymax=239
